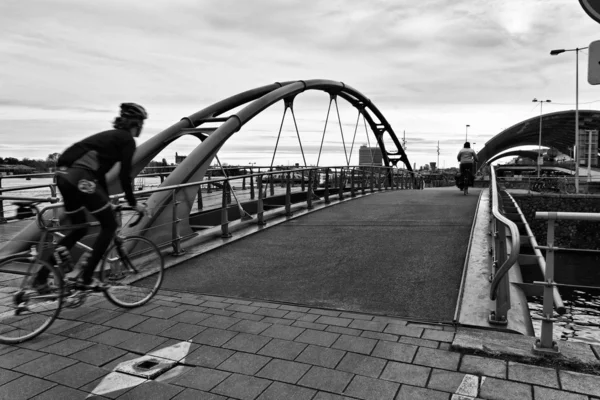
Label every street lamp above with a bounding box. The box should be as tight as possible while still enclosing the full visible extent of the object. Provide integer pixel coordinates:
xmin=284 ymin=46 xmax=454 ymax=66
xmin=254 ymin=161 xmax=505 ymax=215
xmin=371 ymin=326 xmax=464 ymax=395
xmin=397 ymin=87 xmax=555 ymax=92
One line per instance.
xmin=465 ymin=124 xmax=470 ymax=142
xmin=532 ymin=98 xmax=551 ymax=178
xmin=550 ymin=47 xmax=588 ymax=192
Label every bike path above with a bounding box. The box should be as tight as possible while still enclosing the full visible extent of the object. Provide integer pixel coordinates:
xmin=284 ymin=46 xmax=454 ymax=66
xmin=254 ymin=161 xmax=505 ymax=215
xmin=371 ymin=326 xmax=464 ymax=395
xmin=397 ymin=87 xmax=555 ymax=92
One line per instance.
xmin=156 ymin=187 xmax=480 ymax=323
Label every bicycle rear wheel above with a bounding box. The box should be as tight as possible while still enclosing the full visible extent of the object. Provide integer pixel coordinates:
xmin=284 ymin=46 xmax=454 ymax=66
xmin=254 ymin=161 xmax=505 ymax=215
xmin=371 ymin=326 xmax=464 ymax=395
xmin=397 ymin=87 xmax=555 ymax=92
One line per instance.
xmin=0 ymin=257 xmax=63 ymax=344
xmin=100 ymin=236 xmax=164 ymax=308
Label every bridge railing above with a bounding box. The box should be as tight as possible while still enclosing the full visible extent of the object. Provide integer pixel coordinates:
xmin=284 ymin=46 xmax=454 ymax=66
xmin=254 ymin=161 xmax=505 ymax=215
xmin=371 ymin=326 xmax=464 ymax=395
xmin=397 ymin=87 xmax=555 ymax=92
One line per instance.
xmin=532 ymin=211 xmax=600 ymax=354
xmin=488 ymin=166 xmax=521 ymax=325
xmin=0 ymin=165 xmax=424 ymax=256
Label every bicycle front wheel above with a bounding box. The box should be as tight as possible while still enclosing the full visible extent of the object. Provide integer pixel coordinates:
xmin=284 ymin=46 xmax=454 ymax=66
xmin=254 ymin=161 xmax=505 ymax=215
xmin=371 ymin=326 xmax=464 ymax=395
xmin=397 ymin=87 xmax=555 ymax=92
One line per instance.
xmin=100 ymin=236 xmax=164 ymax=308
xmin=0 ymin=257 xmax=63 ymax=344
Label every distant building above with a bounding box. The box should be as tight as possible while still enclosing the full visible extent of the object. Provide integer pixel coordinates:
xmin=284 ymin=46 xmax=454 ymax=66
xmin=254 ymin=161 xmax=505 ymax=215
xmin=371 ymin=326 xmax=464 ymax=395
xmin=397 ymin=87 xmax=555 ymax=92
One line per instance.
xmin=358 ymin=146 xmax=383 ymax=166
xmin=0 ymin=164 xmax=36 ymax=175
xmin=175 ymin=152 xmax=187 ymax=164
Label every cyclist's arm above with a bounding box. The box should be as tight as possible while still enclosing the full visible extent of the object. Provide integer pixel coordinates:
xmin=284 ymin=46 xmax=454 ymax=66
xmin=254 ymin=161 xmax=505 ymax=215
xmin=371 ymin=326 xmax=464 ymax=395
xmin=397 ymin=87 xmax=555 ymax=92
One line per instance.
xmin=472 ymin=150 xmax=479 ymax=163
xmin=119 ymin=138 xmax=137 ymax=207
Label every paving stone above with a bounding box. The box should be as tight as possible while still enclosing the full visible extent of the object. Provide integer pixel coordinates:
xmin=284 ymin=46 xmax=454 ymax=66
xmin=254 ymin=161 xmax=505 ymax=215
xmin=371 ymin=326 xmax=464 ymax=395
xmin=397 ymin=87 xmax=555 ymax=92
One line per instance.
xmin=204 ymin=308 xmax=235 ymax=317
xmin=422 ymin=329 xmax=455 ymax=343
xmin=78 ymin=309 xmax=122 ymax=325
xmin=360 ymin=331 xmax=398 ymax=342
xmin=0 ymin=348 xmax=45 ymax=369
xmin=348 ymin=319 xmax=387 ymax=332
xmin=293 ymin=320 xmax=328 ymax=331
xmin=117 ymin=332 xmax=168 ymax=353
xmin=233 ymin=312 xmax=266 ymax=322
xmin=172 ymin=388 xmax=228 ymax=400
xmin=344 ymin=374 xmax=399 ymax=400
xmin=255 ymin=307 xmax=288 ymax=318
xmin=339 ymin=312 xmax=373 ymax=321
xmin=258 ymin=338 xmax=308 ymax=360
xmin=284 ymin=311 xmax=320 ymax=322
xmin=413 ymin=347 xmax=461 ymax=370
xmin=125 ymin=301 xmax=161 ymax=315
xmin=296 ymin=345 xmax=346 ymax=368
xmin=199 ymin=315 xmax=241 ymax=329
xmin=297 ymin=366 xmax=354 ymax=393
xmin=280 ymin=305 xmax=310 ymax=313
xmin=250 ymin=301 xmax=280 ymax=309
xmin=371 ymin=341 xmax=418 ymax=363
xmin=295 ymin=329 xmax=340 ymax=347
xmin=508 ymin=361 xmax=558 ymax=388
xmin=229 ymin=319 xmax=272 ymax=334
xmin=80 ymin=371 xmax=145 ymax=399
xmin=226 ymin=304 xmax=260 ymax=313
xmin=159 ymin=322 xmax=206 ymax=340
xmin=533 ymin=386 xmax=588 ymax=400
xmin=439 ymin=342 xmax=451 ymax=350
xmin=373 ymin=316 xmax=407 ymax=325
xmin=315 ymin=315 xmax=353 ymax=327
xmin=427 ymin=368 xmax=471 ymax=394
xmin=313 ymin=392 xmax=355 ymax=400
xmin=30 ymin=384 xmax=87 ymax=400
xmin=217 ymin=352 xmax=271 ymax=375
xmin=46 ymin=362 xmax=108 ymax=388
xmin=61 ymin=322 xmax=111 ymax=340
xmin=559 ymin=370 xmax=600 ymax=397
xmin=15 ymin=333 xmax=65 ymax=351
xmin=201 ymin=301 xmax=230 ymax=310
xmin=169 ymin=366 xmax=230 ymax=391
xmin=395 ymin=384 xmax=450 ymax=400
xmin=143 ymin=306 xmax=185 ymax=319
xmin=479 ymin=377 xmax=532 ymax=400
xmin=101 ymin=352 xmax=144 ymax=370
xmin=212 ymin=373 xmax=272 ymax=400
xmin=222 ymin=332 xmax=271 ymax=353
xmin=398 ymin=336 xmax=439 ymax=349
xmin=69 ymin=343 xmax=127 ymax=366
xmin=459 ymin=354 xmax=507 ymax=379
xmin=0 ymin=367 xmax=22 ymax=386
xmin=257 ymin=358 xmax=312 ymax=384
xmin=332 ymin=334 xmax=377 ymax=354
xmin=104 ymin=313 xmax=148 ymax=330
xmin=383 ymin=324 xmax=423 ymax=337
xmin=257 ymin=381 xmax=316 ymax=400
xmin=261 ymin=324 xmax=305 ymax=340
xmin=43 ymin=337 xmax=95 ymax=356
xmin=261 ymin=317 xmax=294 ymax=326
xmin=409 ymin=323 xmax=444 ymax=330
xmin=87 ymin=328 xmax=138 ymax=346
xmin=192 ymin=327 xmax=238 ymax=346
xmin=184 ymin=345 xmax=235 ymax=368
xmin=380 ymin=361 xmax=430 ymax=387
xmin=335 ymin=352 xmax=386 ymax=378
xmin=118 ymin=380 xmax=184 ymax=400
xmin=308 ymin=309 xmax=341 ymax=317
xmin=46 ymin=318 xmax=85 ymax=334
xmin=0 ymin=375 xmax=56 ymax=400
xmin=129 ymin=317 xmax=178 ymax=335
xmin=175 ymin=297 xmax=204 ymax=306
xmin=326 ymin=325 xmax=362 ymax=337
xmin=14 ymin=353 xmax=77 ymax=377
xmin=170 ymin=310 xmax=211 ymax=324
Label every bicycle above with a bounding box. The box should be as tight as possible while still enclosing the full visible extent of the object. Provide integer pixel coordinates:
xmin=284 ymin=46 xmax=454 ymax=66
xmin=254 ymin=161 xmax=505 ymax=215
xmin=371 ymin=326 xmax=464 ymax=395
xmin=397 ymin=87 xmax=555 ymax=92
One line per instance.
xmin=0 ymin=201 xmax=164 ymax=343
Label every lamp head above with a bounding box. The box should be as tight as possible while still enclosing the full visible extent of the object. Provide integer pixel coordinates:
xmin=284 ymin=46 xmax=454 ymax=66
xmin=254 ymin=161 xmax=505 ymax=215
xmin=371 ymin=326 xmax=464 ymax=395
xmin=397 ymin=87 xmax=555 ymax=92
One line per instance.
xmin=532 ymin=98 xmax=538 ymax=102
xmin=550 ymin=49 xmax=565 ymax=55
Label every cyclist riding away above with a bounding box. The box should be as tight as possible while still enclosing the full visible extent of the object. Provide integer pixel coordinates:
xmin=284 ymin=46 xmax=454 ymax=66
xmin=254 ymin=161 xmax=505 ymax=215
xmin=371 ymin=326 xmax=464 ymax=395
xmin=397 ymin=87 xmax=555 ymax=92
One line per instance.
xmin=457 ymin=141 xmax=479 ymax=188
xmin=34 ymin=103 xmax=148 ymax=292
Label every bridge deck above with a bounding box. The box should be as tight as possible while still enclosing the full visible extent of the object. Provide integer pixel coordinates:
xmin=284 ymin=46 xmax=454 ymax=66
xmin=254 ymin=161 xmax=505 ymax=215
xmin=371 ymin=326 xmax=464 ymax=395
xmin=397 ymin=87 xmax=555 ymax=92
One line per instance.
xmin=153 ymin=187 xmax=481 ymax=323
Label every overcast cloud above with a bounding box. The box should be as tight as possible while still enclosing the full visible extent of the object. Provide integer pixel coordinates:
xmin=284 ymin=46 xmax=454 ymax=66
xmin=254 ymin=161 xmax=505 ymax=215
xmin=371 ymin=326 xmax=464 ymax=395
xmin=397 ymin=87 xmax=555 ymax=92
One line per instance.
xmin=1 ymin=0 xmax=600 ymax=168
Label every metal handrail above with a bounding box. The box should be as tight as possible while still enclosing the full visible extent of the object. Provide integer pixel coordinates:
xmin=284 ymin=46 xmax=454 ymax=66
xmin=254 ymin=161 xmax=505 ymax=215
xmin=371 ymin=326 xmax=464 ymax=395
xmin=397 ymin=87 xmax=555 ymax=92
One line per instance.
xmin=489 ymin=167 xmax=521 ymax=300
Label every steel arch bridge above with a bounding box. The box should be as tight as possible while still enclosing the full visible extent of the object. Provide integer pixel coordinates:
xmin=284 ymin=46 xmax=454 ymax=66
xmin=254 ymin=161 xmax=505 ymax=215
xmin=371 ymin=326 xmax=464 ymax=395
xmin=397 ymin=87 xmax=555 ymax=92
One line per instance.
xmin=1 ymin=80 xmax=412 ymax=255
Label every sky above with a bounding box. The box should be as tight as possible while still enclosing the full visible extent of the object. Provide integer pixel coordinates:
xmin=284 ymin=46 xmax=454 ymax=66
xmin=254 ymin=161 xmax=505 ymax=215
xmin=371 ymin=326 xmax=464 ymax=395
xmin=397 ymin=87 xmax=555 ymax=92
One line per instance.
xmin=2 ymin=0 xmax=600 ymax=169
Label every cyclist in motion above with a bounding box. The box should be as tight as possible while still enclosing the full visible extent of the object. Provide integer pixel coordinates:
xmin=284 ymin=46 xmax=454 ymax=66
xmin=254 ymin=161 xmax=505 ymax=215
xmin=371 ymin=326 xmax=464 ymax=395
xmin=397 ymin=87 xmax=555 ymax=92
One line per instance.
xmin=457 ymin=142 xmax=479 ymax=191
xmin=34 ymin=103 xmax=148 ymax=291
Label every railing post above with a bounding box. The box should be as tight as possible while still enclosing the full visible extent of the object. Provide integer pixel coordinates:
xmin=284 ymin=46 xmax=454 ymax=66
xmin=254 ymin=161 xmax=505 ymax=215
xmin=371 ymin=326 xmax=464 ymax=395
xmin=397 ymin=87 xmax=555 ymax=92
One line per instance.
xmin=378 ymin=168 xmax=382 ymax=191
xmin=534 ymin=219 xmax=559 ymax=353
xmin=250 ymin=169 xmax=255 ymax=200
xmin=370 ymin=168 xmax=374 ymax=193
xmin=301 ymin=170 xmax=305 ymax=192
xmin=197 ymin=184 xmax=203 ymax=210
xmin=257 ymin=176 xmax=266 ymax=226
xmin=0 ymin=177 xmax=5 ymax=224
xmin=338 ymin=169 xmax=345 ymax=201
xmin=270 ymin=173 xmax=275 ymax=196
xmin=221 ymin=181 xmax=232 ymax=238
xmin=489 ymin=219 xmax=510 ymax=325
xmin=361 ymin=169 xmax=366 ymax=195
xmin=324 ymin=169 xmax=330 ymax=204
xmin=351 ymin=169 xmax=356 ymax=197
xmin=242 ymin=176 xmax=246 ymax=190
xmin=207 ymin=175 xmax=212 ymax=193
xmin=285 ymin=172 xmax=292 ymax=217
xmin=307 ymin=170 xmax=314 ymax=210
xmin=226 ymin=181 xmax=232 ymax=204
xmin=171 ymin=190 xmax=186 ymax=255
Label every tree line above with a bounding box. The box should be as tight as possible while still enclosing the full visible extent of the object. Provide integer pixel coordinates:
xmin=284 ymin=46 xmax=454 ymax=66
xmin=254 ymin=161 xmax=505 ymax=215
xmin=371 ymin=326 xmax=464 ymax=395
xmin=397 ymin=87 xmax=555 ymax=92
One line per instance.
xmin=0 ymin=153 xmax=61 ymax=172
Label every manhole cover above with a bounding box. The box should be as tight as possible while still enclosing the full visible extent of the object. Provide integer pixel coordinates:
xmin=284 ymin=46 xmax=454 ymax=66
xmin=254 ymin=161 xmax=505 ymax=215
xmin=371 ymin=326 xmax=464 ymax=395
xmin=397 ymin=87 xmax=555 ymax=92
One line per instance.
xmin=115 ymin=356 xmax=176 ymax=379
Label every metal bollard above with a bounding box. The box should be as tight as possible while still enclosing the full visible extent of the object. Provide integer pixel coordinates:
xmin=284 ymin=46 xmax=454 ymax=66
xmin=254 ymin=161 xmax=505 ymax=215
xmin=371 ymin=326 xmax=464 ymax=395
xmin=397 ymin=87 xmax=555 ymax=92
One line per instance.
xmin=307 ymin=170 xmax=314 ymax=210
xmin=257 ymin=176 xmax=266 ymax=225
xmin=324 ymin=169 xmax=330 ymax=204
xmin=285 ymin=172 xmax=292 ymax=217
xmin=171 ymin=190 xmax=186 ymax=255
xmin=221 ymin=183 xmax=232 ymax=238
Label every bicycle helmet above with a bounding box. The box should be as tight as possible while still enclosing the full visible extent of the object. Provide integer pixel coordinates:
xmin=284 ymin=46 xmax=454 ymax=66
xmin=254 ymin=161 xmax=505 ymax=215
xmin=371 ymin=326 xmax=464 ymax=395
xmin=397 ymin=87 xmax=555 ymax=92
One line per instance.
xmin=120 ymin=103 xmax=148 ymax=120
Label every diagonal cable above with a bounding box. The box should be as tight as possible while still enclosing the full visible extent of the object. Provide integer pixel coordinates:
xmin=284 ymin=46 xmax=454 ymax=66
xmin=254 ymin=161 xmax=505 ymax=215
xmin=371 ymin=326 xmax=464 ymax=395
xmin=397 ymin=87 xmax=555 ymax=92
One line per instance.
xmin=290 ymin=107 xmax=307 ymax=167
xmin=334 ymin=97 xmax=350 ymax=166
xmin=317 ymin=97 xmax=334 ymax=167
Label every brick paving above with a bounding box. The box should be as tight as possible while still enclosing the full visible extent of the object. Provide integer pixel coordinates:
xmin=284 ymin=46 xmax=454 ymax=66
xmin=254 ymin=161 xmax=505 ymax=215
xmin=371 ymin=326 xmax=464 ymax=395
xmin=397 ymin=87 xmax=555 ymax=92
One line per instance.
xmin=0 ymin=290 xmax=598 ymax=399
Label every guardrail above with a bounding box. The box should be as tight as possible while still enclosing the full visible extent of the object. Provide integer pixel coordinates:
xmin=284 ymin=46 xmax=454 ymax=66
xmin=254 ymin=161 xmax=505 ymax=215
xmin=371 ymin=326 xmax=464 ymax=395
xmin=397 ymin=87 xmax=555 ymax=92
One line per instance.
xmin=532 ymin=211 xmax=600 ymax=354
xmin=488 ymin=166 xmax=521 ymax=325
xmin=0 ymin=165 xmax=424 ymax=256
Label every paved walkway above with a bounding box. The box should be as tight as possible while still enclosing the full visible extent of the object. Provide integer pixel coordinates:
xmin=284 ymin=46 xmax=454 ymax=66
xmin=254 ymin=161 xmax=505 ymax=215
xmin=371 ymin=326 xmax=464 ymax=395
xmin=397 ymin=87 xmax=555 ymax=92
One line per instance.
xmin=0 ymin=290 xmax=599 ymax=400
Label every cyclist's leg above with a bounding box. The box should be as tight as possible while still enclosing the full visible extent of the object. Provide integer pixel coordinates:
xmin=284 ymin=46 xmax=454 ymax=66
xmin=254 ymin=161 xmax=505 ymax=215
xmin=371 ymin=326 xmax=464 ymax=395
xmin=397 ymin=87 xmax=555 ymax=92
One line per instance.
xmin=79 ymin=184 xmax=117 ymax=285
